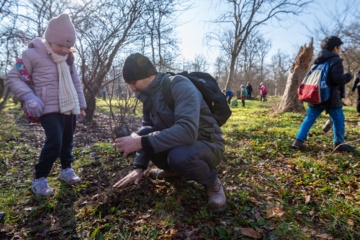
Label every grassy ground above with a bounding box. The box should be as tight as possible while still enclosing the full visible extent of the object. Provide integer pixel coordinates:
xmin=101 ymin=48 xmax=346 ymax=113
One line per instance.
xmin=0 ymin=97 xmax=359 ymax=239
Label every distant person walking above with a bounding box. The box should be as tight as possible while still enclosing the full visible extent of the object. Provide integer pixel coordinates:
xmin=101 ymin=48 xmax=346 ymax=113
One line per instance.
xmin=259 ymin=82 xmax=267 ymax=102
xmin=246 ymin=82 xmax=253 ymax=100
xmin=351 ymin=71 xmax=360 ymax=116
xmin=223 ymin=89 xmax=234 ymax=105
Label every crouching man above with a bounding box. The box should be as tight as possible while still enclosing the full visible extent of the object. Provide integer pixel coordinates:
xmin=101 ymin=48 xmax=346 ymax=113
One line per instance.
xmin=112 ymin=53 xmax=227 ymax=212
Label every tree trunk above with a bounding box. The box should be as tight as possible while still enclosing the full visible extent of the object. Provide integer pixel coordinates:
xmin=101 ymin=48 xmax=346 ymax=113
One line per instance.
xmin=225 ymin=56 xmax=237 ymax=90
xmin=278 ymin=38 xmax=314 ymax=113
xmin=84 ymin=90 xmax=97 ymax=122
xmin=0 ymin=78 xmax=10 ymax=113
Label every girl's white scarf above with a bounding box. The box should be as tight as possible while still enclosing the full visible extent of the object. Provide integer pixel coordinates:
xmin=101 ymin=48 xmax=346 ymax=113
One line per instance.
xmin=45 ymin=41 xmax=80 ymax=115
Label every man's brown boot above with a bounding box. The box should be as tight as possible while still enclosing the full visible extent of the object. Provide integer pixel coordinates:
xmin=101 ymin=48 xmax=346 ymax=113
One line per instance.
xmin=206 ymin=177 xmax=227 ymax=212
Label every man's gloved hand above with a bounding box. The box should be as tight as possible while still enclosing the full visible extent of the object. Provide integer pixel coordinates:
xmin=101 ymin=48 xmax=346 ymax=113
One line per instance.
xmin=23 ymin=93 xmax=44 ymax=117
xmin=345 ymin=73 xmax=353 ymax=83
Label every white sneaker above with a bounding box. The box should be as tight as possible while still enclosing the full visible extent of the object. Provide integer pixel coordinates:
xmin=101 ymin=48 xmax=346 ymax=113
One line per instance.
xmin=59 ymin=168 xmax=81 ymax=185
xmin=31 ymin=177 xmax=54 ymax=197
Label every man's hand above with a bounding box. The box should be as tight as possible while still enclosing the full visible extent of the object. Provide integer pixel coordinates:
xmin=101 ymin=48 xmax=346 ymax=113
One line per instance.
xmin=113 ymin=133 xmax=142 ymax=158
xmin=113 ymin=169 xmax=143 ymax=188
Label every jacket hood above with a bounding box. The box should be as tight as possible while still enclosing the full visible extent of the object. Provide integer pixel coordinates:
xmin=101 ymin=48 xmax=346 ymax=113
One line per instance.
xmin=28 ymin=37 xmax=49 ymax=56
xmin=314 ymin=50 xmax=339 ymax=64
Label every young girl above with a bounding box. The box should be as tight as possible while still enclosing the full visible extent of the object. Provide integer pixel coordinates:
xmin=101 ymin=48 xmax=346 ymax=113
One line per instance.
xmin=6 ymin=13 xmax=87 ymax=197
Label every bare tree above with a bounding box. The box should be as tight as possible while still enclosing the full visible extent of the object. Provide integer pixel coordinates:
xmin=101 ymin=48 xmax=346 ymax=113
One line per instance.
xmin=257 ymin=37 xmax=272 ymax=83
xmin=344 ymin=23 xmax=360 ymax=45
xmin=190 ymin=54 xmax=209 ymax=72
xmin=343 ymin=21 xmax=360 ymax=72
xmin=75 ymin=0 xmax=145 ymax=121
xmin=141 ymin=0 xmax=190 ymax=72
xmin=103 ymin=65 xmax=141 ymax=139
xmin=212 ymin=55 xmax=229 ymax=89
xmin=207 ymin=0 xmax=311 ymax=90
xmin=0 ymin=0 xmax=12 ymax=21
xmin=307 ymin=0 xmax=359 ymax=42
xmin=238 ymin=32 xmax=271 ymax=86
xmin=0 ymin=0 xmax=14 ymax=110
xmin=269 ymin=50 xmax=292 ymax=96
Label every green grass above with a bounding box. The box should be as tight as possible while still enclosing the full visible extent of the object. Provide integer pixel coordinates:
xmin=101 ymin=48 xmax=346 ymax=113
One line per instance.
xmin=0 ymin=96 xmax=359 ymax=239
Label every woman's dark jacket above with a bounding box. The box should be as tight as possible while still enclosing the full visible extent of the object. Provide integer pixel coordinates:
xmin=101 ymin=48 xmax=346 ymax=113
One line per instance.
xmin=246 ymin=84 xmax=252 ymax=93
xmin=309 ymin=50 xmax=352 ymax=109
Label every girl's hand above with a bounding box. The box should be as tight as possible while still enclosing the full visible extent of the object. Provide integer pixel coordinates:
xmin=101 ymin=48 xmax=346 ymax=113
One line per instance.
xmin=78 ymin=109 xmax=86 ymax=118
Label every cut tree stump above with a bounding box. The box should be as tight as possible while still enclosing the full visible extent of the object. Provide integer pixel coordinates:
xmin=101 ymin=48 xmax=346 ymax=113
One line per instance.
xmin=279 ymin=38 xmax=314 ymax=113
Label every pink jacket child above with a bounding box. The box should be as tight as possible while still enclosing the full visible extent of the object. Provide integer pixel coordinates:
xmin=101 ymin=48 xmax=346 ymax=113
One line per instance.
xmin=259 ymin=82 xmax=267 ymax=102
xmin=6 ymin=13 xmax=87 ymax=197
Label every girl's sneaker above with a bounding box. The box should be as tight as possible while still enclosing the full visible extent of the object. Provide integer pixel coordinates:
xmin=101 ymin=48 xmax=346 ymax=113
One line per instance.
xmin=31 ymin=177 xmax=54 ymax=197
xmin=59 ymin=168 xmax=81 ymax=185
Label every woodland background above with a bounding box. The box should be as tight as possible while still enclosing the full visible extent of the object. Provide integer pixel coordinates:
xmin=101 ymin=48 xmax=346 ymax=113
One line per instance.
xmin=0 ymin=0 xmax=360 ymax=120
xmin=0 ymin=1 xmax=360 ymax=239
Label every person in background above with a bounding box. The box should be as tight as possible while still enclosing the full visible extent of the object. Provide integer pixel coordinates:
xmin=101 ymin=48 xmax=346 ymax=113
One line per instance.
xmin=351 ymin=71 xmax=360 ymax=116
xmin=240 ymin=84 xmax=248 ymax=107
xmin=223 ymin=89 xmax=234 ymax=105
xmin=292 ymin=36 xmax=354 ymax=152
xmin=101 ymin=85 xmax=107 ymax=100
xmin=112 ymin=53 xmax=227 ymax=212
xmin=259 ymin=82 xmax=267 ymax=102
xmin=5 ymin=13 xmax=87 ymax=197
xmin=246 ymin=82 xmax=253 ymax=100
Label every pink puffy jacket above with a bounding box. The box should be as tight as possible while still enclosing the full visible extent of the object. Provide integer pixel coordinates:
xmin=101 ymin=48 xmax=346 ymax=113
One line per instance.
xmin=6 ymin=37 xmax=87 ymax=116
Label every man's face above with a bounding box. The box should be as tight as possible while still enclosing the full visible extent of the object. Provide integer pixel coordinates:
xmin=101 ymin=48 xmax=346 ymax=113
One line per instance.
xmin=128 ymin=76 xmax=153 ymax=93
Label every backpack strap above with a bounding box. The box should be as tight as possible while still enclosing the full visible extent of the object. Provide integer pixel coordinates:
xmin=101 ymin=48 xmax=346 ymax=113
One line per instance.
xmin=161 ymin=74 xmax=175 ymax=110
xmin=162 ymin=73 xmax=214 ymax=118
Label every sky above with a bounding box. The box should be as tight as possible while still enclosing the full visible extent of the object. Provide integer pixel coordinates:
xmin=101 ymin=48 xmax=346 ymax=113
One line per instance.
xmin=175 ymin=0 xmax=359 ymax=74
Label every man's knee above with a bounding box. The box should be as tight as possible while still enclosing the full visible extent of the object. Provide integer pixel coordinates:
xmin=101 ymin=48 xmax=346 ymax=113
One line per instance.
xmin=167 ymin=149 xmax=189 ymax=169
xmin=167 ymin=145 xmax=222 ymax=170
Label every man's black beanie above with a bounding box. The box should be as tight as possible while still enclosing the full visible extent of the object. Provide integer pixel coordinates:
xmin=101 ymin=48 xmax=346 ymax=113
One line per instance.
xmin=122 ymin=53 xmax=158 ymax=83
xmin=321 ymin=36 xmax=343 ymax=51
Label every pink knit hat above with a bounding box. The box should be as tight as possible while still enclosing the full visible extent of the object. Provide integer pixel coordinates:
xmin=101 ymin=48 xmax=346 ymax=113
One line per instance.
xmin=44 ymin=13 xmax=76 ymax=47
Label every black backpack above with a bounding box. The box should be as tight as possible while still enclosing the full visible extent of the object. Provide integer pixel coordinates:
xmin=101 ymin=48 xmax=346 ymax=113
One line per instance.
xmin=162 ymin=71 xmax=231 ymax=127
